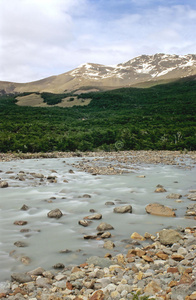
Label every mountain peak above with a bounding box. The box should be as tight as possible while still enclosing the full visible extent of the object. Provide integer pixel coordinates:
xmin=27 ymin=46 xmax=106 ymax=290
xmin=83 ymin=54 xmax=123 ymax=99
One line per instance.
xmin=0 ymin=53 xmax=196 ymax=94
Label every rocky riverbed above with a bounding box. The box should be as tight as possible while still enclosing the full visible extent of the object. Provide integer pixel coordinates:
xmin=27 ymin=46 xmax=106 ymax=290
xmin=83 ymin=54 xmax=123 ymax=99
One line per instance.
xmin=0 ymin=228 xmax=196 ymax=299
xmin=0 ymin=151 xmax=196 ymax=299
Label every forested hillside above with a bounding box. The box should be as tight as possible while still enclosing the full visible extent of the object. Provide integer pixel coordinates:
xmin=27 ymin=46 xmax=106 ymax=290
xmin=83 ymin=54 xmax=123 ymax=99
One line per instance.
xmin=0 ymin=79 xmax=195 ymax=152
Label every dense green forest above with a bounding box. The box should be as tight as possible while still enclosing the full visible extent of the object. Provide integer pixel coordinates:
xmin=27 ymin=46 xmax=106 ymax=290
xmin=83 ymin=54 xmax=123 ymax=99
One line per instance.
xmin=0 ymin=78 xmax=195 ymax=152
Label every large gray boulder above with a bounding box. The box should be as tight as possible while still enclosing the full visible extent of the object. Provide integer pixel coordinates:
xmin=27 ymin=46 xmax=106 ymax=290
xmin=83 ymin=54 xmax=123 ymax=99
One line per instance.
xmin=11 ymin=273 xmax=32 ymax=283
xmin=158 ymin=229 xmax=183 ymax=245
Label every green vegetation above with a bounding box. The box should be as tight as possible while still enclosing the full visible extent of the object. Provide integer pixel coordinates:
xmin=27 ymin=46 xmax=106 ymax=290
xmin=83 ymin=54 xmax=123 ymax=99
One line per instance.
xmin=131 ymin=291 xmax=155 ymax=300
xmin=0 ymin=78 xmax=195 ymax=153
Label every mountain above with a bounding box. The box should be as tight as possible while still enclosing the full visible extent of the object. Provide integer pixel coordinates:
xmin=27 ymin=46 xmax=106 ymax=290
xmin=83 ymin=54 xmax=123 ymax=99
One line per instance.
xmin=1 ymin=53 xmax=196 ymax=94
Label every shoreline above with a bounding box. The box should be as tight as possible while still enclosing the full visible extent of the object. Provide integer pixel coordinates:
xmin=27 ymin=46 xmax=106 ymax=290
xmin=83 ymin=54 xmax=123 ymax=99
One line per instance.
xmin=1 ymin=227 xmax=196 ymax=299
xmin=0 ymin=151 xmax=196 ymax=299
xmin=0 ymin=149 xmax=196 ymax=163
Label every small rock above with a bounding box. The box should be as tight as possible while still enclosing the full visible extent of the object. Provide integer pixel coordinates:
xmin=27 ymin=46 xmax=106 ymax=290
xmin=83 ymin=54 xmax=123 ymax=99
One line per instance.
xmin=103 ymin=241 xmax=115 ymax=249
xmin=36 ymin=277 xmax=51 ymax=288
xmin=11 ymin=273 xmax=32 ymax=283
xmin=78 ymin=219 xmax=91 ymax=227
xmin=89 ymin=290 xmax=104 ymax=300
xmin=144 ymin=280 xmax=162 ymax=296
xmin=14 ymin=241 xmax=28 ymax=247
xmin=97 ymin=222 xmax=114 ymax=231
xmin=84 ymin=213 xmax=102 ymax=220
xmin=100 ymin=231 xmax=111 ymax=239
xmin=187 ymin=193 xmax=196 ymax=201
xmin=166 ymin=193 xmax=182 ymax=199
xmin=131 ymin=232 xmax=145 ymax=241
xmin=154 ymin=187 xmax=167 ymax=193
xmin=53 ymin=263 xmax=65 ymax=269
xmin=105 ymin=201 xmax=115 ymax=205
xmin=28 ymin=267 xmax=45 ymax=276
xmin=137 ymin=175 xmax=146 ymax=178
xmin=113 ymin=205 xmax=132 ymax=213
xmin=47 ymin=208 xmax=63 ymax=219
xmin=82 ymin=194 xmax=91 ymax=198
xmin=20 ymin=256 xmax=31 ymax=265
xmin=20 ymin=204 xmax=29 ymax=211
xmin=0 ymin=181 xmax=9 ymax=188
xmin=13 ymin=220 xmax=27 ymax=226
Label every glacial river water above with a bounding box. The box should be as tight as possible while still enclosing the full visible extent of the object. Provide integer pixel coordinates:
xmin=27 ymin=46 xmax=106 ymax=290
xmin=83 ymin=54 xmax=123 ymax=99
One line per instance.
xmin=0 ymin=157 xmax=195 ymax=281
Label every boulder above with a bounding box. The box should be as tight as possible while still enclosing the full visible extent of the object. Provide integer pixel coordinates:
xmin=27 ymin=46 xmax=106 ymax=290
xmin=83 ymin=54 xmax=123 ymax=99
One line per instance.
xmin=47 ymin=208 xmax=63 ymax=219
xmin=145 ymin=203 xmax=176 ymax=217
xmin=96 ymin=222 xmax=114 ymax=231
xmin=113 ymin=205 xmax=132 ymax=213
xmin=158 ymin=229 xmax=183 ymax=245
xmin=11 ymin=273 xmax=32 ymax=283
xmin=166 ymin=193 xmax=182 ymax=199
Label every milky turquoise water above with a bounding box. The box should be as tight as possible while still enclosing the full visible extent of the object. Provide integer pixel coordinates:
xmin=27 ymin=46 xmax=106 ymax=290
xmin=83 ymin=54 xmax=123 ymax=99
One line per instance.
xmin=0 ymin=157 xmax=195 ymax=281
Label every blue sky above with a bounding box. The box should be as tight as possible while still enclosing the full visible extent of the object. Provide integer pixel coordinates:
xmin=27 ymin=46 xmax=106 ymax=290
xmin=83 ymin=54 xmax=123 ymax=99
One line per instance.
xmin=0 ymin=0 xmax=195 ymax=82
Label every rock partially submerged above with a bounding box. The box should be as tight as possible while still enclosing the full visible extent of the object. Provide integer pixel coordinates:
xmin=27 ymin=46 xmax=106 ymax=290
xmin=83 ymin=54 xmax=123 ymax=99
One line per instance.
xmin=145 ymin=203 xmax=176 ymax=217
xmin=96 ymin=222 xmax=114 ymax=231
xmin=166 ymin=193 xmax=182 ymax=199
xmin=113 ymin=205 xmax=132 ymax=213
xmin=0 ymin=181 xmax=9 ymax=188
xmin=47 ymin=208 xmax=63 ymax=219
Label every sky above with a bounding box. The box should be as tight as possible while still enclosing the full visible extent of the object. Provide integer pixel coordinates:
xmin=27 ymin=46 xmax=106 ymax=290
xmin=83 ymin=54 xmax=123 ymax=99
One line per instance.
xmin=0 ymin=0 xmax=196 ymax=83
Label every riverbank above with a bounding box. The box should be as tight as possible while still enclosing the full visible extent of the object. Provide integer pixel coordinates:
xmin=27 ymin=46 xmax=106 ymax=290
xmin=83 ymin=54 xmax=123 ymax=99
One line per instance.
xmin=0 ymin=151 xmax=196 ymax=299
xmin=0 ymin=227 xmax=196 ymax=299
xmin=0 ymin=150 xmax=196 ymax=165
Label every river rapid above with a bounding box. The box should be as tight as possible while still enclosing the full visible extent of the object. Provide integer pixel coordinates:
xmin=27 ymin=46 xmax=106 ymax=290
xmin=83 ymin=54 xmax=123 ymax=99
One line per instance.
xmin=0 ymin=155 xmax=196 ymax=282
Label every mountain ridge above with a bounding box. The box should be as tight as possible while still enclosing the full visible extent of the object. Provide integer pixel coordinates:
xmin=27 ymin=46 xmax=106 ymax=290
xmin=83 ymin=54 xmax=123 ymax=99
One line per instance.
xmin=1 ymin=53 xmax=196 ymax=94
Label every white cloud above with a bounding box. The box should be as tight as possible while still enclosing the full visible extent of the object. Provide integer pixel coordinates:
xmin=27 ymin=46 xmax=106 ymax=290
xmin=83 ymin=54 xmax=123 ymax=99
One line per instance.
xmin=0 ymin=0 xmax=196 ymax=82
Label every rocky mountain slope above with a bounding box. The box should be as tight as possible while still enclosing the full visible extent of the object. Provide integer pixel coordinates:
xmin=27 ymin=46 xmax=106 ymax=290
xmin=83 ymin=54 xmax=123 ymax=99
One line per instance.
xmin=1 ymin=53 xmax=196 ymax=94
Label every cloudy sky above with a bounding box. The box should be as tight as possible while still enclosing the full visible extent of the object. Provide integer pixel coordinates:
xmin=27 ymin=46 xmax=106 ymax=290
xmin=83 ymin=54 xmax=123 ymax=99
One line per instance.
xmin=0 ymin=0 xmax=195 ymax=82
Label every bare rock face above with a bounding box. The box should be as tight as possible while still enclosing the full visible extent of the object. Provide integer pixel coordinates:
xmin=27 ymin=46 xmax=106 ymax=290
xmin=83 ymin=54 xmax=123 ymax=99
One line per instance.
xmin=158 ymin=229 xmax=183 ymax=245
xmin=96 ymin=222 xmax=114 ymax=231
xmin=145 ymin=203 xmax=176 ymax=217
xmin=113 ymin=205 xmax=132 ymax=214
xmin=47 ymin=208 xmax=63 ymax=219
